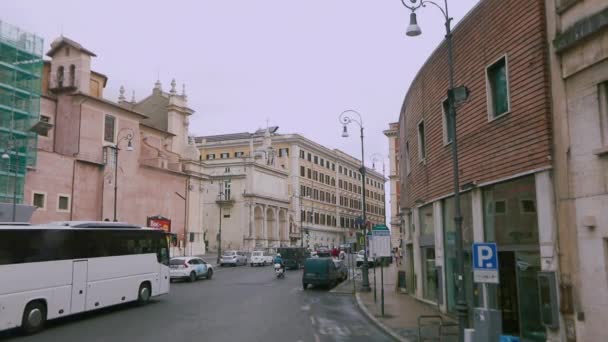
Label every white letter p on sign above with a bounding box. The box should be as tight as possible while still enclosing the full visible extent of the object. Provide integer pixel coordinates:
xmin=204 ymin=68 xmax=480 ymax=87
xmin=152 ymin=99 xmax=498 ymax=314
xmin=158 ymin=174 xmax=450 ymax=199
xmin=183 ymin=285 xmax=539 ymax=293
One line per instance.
xmin=477 ymin=245 xmax=494 ymax=268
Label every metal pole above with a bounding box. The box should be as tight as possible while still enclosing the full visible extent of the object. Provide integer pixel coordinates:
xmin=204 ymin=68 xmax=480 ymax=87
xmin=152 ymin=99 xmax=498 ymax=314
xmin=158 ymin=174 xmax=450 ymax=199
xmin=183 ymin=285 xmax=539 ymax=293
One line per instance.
xmin=300 ymin=194 xmax=304 ymax=247
xmin=374 ymin=253 xmax=377 ymax=302
xmin=11 ymin=153 xmax=17 ymax=222
xmin=360 ymin=126 xmax=371 ymax=292
xmin=381 ymin=258 xmax=385 ymax=317
xmin=444 ymin=4 xmax=468 ymax=340
xmin=113 ymin=146 xmax=119 ymax=222
xmin=351 ymin=249 xmax=356 ymax=295
xmin=217 ymin=194 xmax=222 ymax=265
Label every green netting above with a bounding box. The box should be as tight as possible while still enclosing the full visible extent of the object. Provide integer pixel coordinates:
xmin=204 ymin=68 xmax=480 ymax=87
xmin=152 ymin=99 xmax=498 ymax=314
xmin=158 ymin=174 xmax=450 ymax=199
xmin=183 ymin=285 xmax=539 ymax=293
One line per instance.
xmin=0 ymin=21 xmax=42 ymax=204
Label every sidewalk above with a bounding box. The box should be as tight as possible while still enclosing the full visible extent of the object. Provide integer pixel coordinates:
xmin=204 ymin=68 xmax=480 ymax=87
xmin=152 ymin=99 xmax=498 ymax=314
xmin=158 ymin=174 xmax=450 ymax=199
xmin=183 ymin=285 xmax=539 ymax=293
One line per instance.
xmin=354 ymin=263 xmax=457 ymax=342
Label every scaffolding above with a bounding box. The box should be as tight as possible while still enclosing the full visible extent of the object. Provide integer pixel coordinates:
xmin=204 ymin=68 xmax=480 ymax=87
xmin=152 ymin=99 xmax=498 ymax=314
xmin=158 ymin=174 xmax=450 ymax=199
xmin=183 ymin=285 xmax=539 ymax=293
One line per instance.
xmin=0 ymin=21 xmax=43 ymax=205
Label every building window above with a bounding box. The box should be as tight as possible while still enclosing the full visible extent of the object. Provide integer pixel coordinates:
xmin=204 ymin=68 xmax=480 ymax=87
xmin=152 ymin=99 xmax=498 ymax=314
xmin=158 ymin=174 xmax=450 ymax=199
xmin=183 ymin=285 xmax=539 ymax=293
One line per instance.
xmin=222 ymin=179 xmax=231 ymax=200
xmin=405 ymin=142 xmax=411 ymax=175
xmin=331 ymin=178 xmax=335 ymax=186
xmin=300 ymin=150 xmax=305 ymax=159
xmin=339 ymin=165 xmax=342 ymax=173
xmin=104 ymin=115 xmax=116 ymax=143
xmin=206 ymin=154 xmax=216 ymax=160
xmin=313 ymin=171 xmax=318 ymax=181
xmin=332 ymin=163 xmax=335 ymax=171
xmin=39 ymin=115 xmax=51 ymax=137
xmin=279 ymin=148 xmax=289 ymax=157
xmin=486 ymin=55 xmax=510 ymax=119
xmin=320 ymin=158 xmax=324 ymax=167
xmin=307 ymin=168 xmax=311 ymax=179
xmin=442 ymin=99 xmax=454 ymax=144
xmin=235 ymin=151 xmax=245 ymax=157
xmin=57 ymin=66 xmax=64 ymax=87
xmin=417 ymin=120 xmax=426 ymax=161
xmin=69 ymin=64 xmax=76 ymax=87
xmin=32 ymin=192 xmax=46 ymax=209
xmin=314 ymin=156 xmax=318 ymax=164
xmin=307 ymin=153 xmax=312 ymax=162
xmin=599 ymin=82 xmax=608 ymax=146
xmin=57 ymin=194 xmax=70 ymax=212
xmin=220 ymin=153 xmax=229 ymax=159
xmin=300 ymin=166 xmax=305 ymax=177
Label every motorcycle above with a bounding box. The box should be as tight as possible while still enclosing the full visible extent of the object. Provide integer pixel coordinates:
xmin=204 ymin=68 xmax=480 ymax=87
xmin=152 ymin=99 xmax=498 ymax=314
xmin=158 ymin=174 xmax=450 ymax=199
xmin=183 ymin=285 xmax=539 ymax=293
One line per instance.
xmin=274 ymin=263 xmax=285 ymax=278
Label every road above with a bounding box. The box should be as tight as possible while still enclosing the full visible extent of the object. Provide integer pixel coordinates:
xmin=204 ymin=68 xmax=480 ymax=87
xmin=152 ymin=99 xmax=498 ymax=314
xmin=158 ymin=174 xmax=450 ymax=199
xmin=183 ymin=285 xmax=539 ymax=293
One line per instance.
xmin=1 ymin=262 xmax=394 ymax=342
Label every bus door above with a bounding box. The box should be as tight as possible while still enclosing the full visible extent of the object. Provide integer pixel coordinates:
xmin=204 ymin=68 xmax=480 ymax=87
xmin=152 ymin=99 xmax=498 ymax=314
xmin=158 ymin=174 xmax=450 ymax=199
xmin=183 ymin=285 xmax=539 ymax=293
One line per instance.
xmin=71 ymin=260 xmax=88 ymax=314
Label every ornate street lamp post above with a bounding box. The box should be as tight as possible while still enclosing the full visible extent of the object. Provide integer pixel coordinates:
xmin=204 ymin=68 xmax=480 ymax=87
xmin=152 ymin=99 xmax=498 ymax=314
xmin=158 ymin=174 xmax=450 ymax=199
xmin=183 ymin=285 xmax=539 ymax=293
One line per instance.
xmin=400 ymin=1 xmax=470 ymax=340
xmin=113 ymin=128 xmax=134 ymax=222
xmin=339 ymin=109 xmax=371 ymax=292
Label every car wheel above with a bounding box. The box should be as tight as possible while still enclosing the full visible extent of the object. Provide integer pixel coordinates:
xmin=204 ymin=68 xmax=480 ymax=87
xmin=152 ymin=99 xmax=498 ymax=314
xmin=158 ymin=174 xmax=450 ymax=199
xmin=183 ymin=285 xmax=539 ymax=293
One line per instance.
xmin=206 ymin=269 xmax=213 ymax=279
xmin=137 ymin=282 xmax=152 ymax=305
xmin=21 ymin=301 xmax=46 ymax=335
xmin=188 ymin=271 xmax=196 ymax=282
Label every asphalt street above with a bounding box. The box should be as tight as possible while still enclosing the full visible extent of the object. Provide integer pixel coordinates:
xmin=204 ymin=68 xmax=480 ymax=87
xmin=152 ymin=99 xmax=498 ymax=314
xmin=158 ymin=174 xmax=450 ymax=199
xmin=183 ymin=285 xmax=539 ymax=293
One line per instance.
xmin=1 ymin=261 xmax=394 ymax=342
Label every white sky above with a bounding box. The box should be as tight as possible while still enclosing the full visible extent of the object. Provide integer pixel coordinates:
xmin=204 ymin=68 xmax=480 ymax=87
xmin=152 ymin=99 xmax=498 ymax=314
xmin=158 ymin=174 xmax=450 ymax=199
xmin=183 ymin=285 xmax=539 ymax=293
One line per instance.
xmin=2 ymin=0 xmax=480 ymax=223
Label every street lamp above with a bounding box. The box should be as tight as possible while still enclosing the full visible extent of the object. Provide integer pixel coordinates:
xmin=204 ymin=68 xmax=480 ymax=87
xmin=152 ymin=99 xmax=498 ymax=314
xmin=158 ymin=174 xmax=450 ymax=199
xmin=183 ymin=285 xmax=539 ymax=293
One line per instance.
xmin=113 ymin=128 xmax=134 ymax=222
xmin=339 ymin=109 xmax=371 ymax=292
xmin=400 ymin=1 xmax=469 ymax=340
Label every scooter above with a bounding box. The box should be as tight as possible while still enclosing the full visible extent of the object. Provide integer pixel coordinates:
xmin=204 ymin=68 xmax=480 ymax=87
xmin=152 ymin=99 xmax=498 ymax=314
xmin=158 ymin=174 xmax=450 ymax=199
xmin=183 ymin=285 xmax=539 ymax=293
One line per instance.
xmin=274 ymin=263 xmax=285 ymax=278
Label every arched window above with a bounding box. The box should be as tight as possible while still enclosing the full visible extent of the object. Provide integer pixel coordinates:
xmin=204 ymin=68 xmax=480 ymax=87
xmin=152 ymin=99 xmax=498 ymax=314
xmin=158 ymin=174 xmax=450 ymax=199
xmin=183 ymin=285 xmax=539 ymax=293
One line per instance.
xmin=57 ymin=66 xmax=64 ymax=87
xmin=69 ymin=65 xmax=75 ymax=86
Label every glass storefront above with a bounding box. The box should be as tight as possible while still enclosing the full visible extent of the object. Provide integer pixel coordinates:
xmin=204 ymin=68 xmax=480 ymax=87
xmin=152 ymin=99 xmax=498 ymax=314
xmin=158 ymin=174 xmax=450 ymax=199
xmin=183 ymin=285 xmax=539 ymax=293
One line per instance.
xmin=442 ymin=192 xmax=477 ymax=321
xmin=482 ymin=175 xmax=545 ymax=341
xmin=419 ymin=204 xmax=437 ymax=302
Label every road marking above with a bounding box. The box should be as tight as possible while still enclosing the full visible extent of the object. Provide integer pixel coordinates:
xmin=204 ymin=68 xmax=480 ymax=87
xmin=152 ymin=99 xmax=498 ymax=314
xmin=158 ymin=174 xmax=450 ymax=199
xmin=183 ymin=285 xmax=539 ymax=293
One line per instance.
xmin=310 ymin=316 xmax=316 ymax=325
xmin=301 ymin=305 xmax=311 ymax=311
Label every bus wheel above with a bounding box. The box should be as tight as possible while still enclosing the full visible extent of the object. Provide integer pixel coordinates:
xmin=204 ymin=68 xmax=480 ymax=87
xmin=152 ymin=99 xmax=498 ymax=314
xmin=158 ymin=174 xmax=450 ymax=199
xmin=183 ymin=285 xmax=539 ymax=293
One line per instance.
xmin=21 ymin=301 xmax=46 ymax=335
xmin=137 ymin=282 xmax=152 ymax=305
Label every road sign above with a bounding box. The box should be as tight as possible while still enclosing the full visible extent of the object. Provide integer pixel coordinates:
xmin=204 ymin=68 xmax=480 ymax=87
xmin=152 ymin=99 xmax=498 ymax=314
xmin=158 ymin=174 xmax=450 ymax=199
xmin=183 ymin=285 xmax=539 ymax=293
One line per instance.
xmin=472 ymin=242 xmax=499 ymax=284
xmin=370 ymin=224 xmax=391 ymax=257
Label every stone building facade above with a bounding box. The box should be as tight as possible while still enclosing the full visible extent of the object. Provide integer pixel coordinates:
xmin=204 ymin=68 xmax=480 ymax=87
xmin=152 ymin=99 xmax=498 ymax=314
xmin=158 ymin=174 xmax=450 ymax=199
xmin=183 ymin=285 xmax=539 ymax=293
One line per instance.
xmin=384 ymin=122 xmax=402 ymax=249
xmin=398 ymin=0 xmax=558 ymax=340
xmin=24 ymin=37 xmax=206 ymax=255
xmin=545 ymin=0 xmax=608 ymax=340
xmin=196 ymin=128 xmax=386 ymax=251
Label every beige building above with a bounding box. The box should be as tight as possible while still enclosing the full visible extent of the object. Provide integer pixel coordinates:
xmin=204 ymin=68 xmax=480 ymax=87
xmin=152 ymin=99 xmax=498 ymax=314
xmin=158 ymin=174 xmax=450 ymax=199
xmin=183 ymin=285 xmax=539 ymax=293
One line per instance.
xmin=195 ymin=127 xmax=386 ymax=251
xmin=384 ymin=122 xmax=401 ymax=249
xmin=545 ymin=1 xmax=608 ymax=341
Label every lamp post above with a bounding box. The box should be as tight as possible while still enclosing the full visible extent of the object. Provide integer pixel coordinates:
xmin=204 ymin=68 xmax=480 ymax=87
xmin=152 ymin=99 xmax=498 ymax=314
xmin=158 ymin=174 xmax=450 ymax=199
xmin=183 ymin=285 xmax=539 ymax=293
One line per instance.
xmin=400 ymin=1 xmax=469 ymax=340
xmin=113 ymin=128 xmax=134 ymax=222
xmin=339 ymin=109 xmax=371 ymax=292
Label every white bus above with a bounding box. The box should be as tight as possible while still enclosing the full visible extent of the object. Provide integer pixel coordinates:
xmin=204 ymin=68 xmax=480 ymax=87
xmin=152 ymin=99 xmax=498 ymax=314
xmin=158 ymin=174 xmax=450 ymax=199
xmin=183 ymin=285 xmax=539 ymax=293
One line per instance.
xmin=0 ymin=221 xmax=170 ymax=334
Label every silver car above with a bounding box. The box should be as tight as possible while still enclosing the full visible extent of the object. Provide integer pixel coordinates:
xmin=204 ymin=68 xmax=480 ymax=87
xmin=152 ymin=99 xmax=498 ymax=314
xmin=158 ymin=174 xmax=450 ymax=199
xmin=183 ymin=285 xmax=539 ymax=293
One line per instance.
xmin=220 ymin=250 xmax=247 ymax=267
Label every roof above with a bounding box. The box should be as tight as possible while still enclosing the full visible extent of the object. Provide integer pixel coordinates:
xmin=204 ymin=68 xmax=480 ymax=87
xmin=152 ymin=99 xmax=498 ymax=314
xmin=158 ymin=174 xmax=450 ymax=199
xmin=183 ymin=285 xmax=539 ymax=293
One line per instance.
xmin=195 ymin=126 xmax=279 ymax=143
xmin=46 ymin=36 xmax=97 ymax=57
xmin=133 ymin=91 xmax=170 ymax=131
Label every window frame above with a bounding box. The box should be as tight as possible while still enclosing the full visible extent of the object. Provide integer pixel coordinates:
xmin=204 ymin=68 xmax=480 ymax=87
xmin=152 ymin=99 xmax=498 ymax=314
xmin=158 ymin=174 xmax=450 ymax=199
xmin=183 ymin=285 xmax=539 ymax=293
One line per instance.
xmin=206 ymin=154 xmax=216 ymax=160
xmin=441 ymin=98 xmax=454 ymax=145
xmin=103 ymin=114 xmax=117 ymax=144
xmin=417 ymin=120 xmax=426 ymax=162
xmin=598 ymin=82 xmax=608 ymax=147
xmin=57 ymin=193 xmax=71 ymax=212
xmin=485 ymin=54 xmax=511 ymax=121
xmin=220 ymin=152 xmax=230 ymax=159
xmin=32 ymin=191 xmax=47 ymax=210
xmin=39 ymin=115 xmax=51 ymax=137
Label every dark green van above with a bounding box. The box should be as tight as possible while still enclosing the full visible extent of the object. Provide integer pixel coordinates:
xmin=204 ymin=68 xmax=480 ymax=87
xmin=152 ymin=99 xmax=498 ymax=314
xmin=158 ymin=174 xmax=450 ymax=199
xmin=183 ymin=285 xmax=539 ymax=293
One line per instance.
xmin=302 ymin=258 xmax=344 ymax=289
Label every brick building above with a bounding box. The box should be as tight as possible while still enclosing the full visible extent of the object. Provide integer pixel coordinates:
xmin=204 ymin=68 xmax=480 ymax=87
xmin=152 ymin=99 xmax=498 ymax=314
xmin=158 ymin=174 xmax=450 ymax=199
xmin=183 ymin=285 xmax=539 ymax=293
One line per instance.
xmin=398 ymin=0 xmax=559 ymax=340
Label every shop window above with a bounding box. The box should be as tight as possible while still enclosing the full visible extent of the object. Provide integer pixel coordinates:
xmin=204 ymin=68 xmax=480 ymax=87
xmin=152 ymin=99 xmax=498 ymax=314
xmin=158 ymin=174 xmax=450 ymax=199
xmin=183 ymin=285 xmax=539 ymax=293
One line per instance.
xmin=486 ymin=56 xmax=510 ymax=119
xmin=483 ymin=175 xmax=539 ymax=246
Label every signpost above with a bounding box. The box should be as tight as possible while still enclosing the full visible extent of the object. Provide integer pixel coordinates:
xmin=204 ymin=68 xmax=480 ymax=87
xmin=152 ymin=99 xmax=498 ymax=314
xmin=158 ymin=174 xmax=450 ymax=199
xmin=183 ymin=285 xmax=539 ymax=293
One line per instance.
xmin=371 ymin=224 xmax=391 ymax=316
xmin=472 ymin=242 xmax=502 ymax=341
xmin=472 ymin=242 xmax=499 ymax=284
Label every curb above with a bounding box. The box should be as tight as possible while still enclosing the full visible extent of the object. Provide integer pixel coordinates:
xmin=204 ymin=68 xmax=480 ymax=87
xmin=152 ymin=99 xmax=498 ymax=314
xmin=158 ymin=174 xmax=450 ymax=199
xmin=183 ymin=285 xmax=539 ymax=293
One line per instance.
xmin=355 ymin=292 xmax=411 ymax=342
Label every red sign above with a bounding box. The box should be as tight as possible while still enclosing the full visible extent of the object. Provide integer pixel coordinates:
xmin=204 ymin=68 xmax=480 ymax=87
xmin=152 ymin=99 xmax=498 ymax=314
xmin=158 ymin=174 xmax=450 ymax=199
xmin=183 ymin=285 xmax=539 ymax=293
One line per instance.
xmin=147 ymin=216 xmax=171 ymax=232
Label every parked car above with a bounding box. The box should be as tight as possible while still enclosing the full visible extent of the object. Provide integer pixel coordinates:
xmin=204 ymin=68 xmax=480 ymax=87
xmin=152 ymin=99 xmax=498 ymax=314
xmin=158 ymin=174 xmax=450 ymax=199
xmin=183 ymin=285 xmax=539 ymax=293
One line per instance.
xmin=220 ymin=250 xmax=247 ymax=266
xmin=250 ymin=250 xmax=274 ymax=266
xmin=339 ymin=243 xmax=352 ymax=254
xmin=333 ymin=259 xmax=348 ymax=282
xmin=170 ymin=257 xmax=214 ymax=282
xmin=302 ymin=257 xmax=342 ymax=290
xmin=316 ymin=248 xmax=331 ymax=258
xmin=356 ymin=250 xmax=375 ymax=267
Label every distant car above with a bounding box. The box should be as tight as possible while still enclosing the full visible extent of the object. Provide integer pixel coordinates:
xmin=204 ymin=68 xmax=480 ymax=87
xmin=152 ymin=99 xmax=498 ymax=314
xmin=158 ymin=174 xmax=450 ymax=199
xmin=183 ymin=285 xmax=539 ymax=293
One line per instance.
xmin=316 ymin=248 xmax=331 ymax=258
xmin=333 ymin=259 xmax=348 ymax=282
xmin=220 ymin=250 xmax=247 ymax=266
xmin=250 ymin=250 xmax=274 ymax=266
xmin=356 ymin=250 xmax=375 ymax=267
xmin=170 ymin=257 xmax=214 ymax=282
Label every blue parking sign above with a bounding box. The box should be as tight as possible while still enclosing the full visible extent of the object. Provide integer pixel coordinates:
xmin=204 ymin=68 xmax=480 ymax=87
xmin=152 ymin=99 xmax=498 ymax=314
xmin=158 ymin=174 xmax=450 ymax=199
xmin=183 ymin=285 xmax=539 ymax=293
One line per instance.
xmin=472 ymin=243 xmax=499 ymax=283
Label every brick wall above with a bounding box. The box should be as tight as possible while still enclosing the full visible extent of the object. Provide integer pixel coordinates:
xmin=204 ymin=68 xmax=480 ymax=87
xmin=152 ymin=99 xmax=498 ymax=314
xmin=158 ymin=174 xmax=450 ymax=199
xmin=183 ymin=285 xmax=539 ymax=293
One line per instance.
xmin=399 ymin=0 xmax=552 ymax=208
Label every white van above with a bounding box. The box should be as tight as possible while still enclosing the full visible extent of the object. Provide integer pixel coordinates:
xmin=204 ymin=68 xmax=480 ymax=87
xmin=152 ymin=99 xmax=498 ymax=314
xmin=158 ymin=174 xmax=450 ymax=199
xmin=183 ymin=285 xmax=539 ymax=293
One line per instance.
xmin=250 ymin=250 xmax=274 ymax=266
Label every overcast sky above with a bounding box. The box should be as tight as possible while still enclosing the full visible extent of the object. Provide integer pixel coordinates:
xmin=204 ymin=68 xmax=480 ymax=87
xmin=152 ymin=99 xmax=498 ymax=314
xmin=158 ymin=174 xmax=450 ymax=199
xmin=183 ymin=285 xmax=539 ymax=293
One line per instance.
xmin=3 ymin=0 xmax=480 ymax=220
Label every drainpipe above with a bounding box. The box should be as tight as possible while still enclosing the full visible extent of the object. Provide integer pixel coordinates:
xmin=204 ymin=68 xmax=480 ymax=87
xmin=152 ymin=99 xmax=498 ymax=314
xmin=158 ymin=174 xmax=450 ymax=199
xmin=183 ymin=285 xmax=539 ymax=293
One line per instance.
xmin=69 ymin=98 xmax=87 ymax=220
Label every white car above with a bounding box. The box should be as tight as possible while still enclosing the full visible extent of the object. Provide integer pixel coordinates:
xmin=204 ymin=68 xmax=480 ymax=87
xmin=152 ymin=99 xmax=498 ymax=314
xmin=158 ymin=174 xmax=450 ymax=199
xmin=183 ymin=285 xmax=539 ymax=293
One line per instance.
xmin=250 ymin=251 xmax=274 ymax=266
xmin=170 ymin=257 xmax=214 ymax=282
xmin=220 ymin=250 xmax=247 ymax=267
xmin=356 ymin=250 xmax=375 ymax=267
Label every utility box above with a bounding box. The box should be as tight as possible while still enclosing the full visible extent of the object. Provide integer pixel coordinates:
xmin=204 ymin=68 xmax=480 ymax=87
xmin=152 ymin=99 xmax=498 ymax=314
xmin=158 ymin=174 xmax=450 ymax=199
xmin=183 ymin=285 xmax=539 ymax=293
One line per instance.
xmin=473 ymin=307 xmax=502 ymax=342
